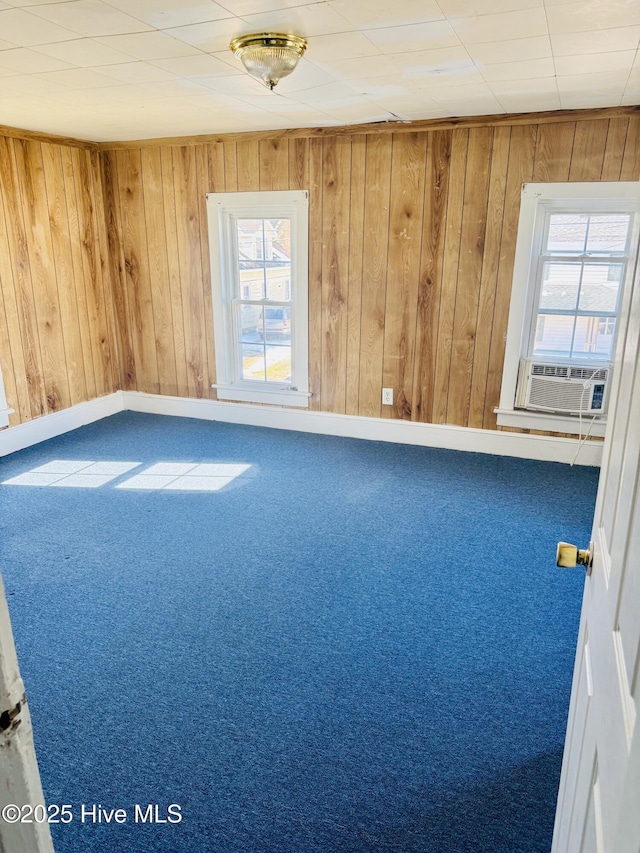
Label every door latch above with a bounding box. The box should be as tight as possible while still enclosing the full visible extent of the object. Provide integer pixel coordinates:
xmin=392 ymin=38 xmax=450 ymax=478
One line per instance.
xmin=556 ymin=541 xmax=594 ymax=575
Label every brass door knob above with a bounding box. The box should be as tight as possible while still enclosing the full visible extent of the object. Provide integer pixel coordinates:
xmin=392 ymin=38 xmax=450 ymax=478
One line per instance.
xmin=557 ymin=541 xmax=593 ymax=573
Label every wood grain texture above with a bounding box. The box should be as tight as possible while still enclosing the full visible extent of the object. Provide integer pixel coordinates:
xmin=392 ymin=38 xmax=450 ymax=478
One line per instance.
xmin=0 ymin=107 xmax=637 ymax=431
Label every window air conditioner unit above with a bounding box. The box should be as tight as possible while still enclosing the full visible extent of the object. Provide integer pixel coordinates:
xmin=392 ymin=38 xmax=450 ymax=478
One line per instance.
xmin=515 ymin=359 xmax=610 ymax=415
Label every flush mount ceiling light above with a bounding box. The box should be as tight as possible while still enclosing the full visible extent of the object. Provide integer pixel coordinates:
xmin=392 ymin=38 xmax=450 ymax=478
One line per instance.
xmin=230 ymin=33 xmax=307 ymax=90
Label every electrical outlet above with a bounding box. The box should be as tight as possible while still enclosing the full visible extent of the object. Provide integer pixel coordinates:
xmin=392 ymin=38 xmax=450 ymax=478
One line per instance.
xmin=382 ymin=388 xmax=393 ymax=406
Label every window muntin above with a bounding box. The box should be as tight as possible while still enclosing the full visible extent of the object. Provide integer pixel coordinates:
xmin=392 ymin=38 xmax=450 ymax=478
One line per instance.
xmin=528 ymin=211 xmax=632 ymax=362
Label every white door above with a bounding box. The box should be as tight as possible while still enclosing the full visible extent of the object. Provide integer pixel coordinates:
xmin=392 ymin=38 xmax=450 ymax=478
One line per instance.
xmin=0 ymin=573 xmax=54 ymax=853
xmin=552 ymin=247 xmax=640 ymax=851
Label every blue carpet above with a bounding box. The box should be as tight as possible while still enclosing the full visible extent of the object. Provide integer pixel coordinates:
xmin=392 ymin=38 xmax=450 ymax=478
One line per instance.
xmin=0 ymin=412 xmax=598 ymax=852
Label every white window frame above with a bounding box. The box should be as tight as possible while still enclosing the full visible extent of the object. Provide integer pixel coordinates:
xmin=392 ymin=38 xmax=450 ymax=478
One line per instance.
xmin=496 ymin=182 xmax=640 ymax=436
xmin=206 ymin=190 xmax=310 ymax=408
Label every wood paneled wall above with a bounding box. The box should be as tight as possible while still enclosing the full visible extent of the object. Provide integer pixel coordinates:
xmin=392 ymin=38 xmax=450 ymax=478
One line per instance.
xmin=102 ymin=112 xmax=640 ymax=431
xmin=0 ymin=135 xmax=119 ymax=427
xmin=1 ymin=110 xmax=639 ymax=432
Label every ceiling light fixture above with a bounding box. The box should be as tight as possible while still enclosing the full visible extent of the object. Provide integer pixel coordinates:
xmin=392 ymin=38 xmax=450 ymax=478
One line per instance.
xmin=230 ymin=33 xmax=307 ymax=91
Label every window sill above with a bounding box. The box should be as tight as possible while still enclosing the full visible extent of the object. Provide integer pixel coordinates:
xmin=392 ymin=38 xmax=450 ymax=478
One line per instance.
xmin=213 ymin=384 xmax=310 ymax=408
xmin=495 ymin=407 xmax=607 ymax=437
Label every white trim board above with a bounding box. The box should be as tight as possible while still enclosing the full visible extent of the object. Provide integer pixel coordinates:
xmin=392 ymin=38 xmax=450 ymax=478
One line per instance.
xmin=0 ymin=393 xmax=123 ymax=458
xmin=122 ymin=392 xmax=603 ymax=467
xmin=0 ymin=390 xmax=603 ymax=466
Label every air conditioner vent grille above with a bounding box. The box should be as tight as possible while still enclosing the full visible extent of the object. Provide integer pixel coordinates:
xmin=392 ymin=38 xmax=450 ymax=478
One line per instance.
xmin=532 ymin=364 xmax=569 ymax=378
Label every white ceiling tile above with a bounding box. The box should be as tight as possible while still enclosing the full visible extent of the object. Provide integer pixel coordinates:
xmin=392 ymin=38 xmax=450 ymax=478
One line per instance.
xmin=391 ymin=45 xmax=474 ymax=75
xmin=0 ymin=8 xmax=79 ymax=45
xmin=35 ymin=38 xmax=134 ymax=67
xmin=285 ymin=80 xmax=361 ymax=106
xmin=139 ymin=77 xmax=213 ymax=97
xmin=546 ymin=0 xmax=640 ymax=34
xmin=0 ymin=74 xmax=66 ymax=92
xmin=449 ymin=7 xmax=548 ymax=43
xmin=28 ymin=0 xmax=155 ymax=37
xmin=1 ymin=0 xmax=74 ymax=6
xmin=163 ymin=19 xmax=245 ymax=54
xmin=271 ymin=58 xmax=336 ymax=91
xmin=464 ymin=35 xmax=551 ymax=64
xmin=432 ymin=93 xmax=505 ymax=114
xmin=215 ymin=0 xmax=319 ymax=14
xmin=307 ymin=31 xmax=381 ymax=61
xmin=496 ymin=93 xmax=562 ymax=113
xmin=240 ymin=4 xmax=356 ymax=37
xmin=550 ymin=27 xmax=640 ymax=56
xmin=364 ymin=20 xmax=460 ymax=54
xmin=621 ymin=87 xmax=640 ymax=105
xmin=480 ymin=57 xmax=554 ymax=81
xmin=0 ymin=46 xmax=72 ymax=72
xmin=0 ymin=38 xmax=18 ymax=49
xmin=438 ymin=0 xmax=542 ymax=15
xmin=196 ymin=73 xmax=262 ymax=97
xmin=560 ymin=92 xmax=623 ymax=109
xmin=406 ymin=66 xmax=485 ymax=88
xmin=33 ymin=66 xmax=126 ymax=89
xmin=555 ymin=50 xmax=636 ymax=77
xmin=314 ymin=54 xmax=400 ymax=80
xmin=95 ymin=31 xmax=202 ymax=60
xmin=328 ymin=0 xmax=444 ymax=30
xmin=488 ymin=76 xmax=558 ymax=95
xmin=149 ymin=53 xmax=233 ymax=77
xmin=0 ymin=64 xmax=20 ymax=77
xmin=104 ymin=0 xmax=233 ymax=29
xmin=91 ymin=60 xmax=176 ymax=82
xmin=425 ymin=80 xmax=495 ymax=98
xmin=556 ymin=70 xmax=631 ymax=93
xmin=625 ymin=66 xmax=640 ymax=84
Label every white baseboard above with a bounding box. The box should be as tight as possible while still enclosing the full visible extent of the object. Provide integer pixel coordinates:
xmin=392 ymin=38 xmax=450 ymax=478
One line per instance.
xmin=0 ymin=392 xmax=124 ymax=458
xmin=122 ymin=391 xmax=603 ymax=467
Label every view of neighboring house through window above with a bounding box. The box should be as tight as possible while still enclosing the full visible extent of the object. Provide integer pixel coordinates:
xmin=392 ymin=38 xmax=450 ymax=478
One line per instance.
xmin=530 ymin=212 xmax=631 ymax=363
xmin=206 ymin=190 xmax=309 ymax=408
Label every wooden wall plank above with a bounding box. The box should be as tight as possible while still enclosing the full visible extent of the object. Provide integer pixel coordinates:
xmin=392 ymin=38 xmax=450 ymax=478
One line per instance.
xmin=0 ymin=138 xmax=43 ymax=421
xmin=601 ymin=118 xmax=629 ymax=181
xmin=381 ymin=132 xmax=427 ymax=421
xmin=172 ymin=146 xmax=207 ymax=398
xmin=63 ymin=147 xmax=97 ymax=403
xmin=532 ymin=122 xmax=575 ymax=182
xmin=484 ymin=124 xmax=537 ymax=429
xmin=432 ymin=128 xmax=468 ymax=424
xmin=223 ymin=142 xmax=238 ymax=192
xmin=41 ymin=143 xmax=88 ymax=407
xmin=116 ymin=148 xmax=159 ymax=395
xmin=259 ymin=138 xmax=289 ymax=191
xmin=447 ymin=126 xmax=492 ymax=427
xmin=469 ymin=126 xmax=510 ymax=430
xmin=0 ymin=284 xmax=21 ymax=426
xmin=194 ymin=143 xmax=216 ymax=399
xmin=160 ymin=147 xmax=188 ymax=395
xmin=358 ymin=135 xmax=393 ymax=418
xmin=0 ymin=196 xmax=28 ymax=425
xmin=79 ymin=148 xmax=118 ymax=395
xmin=345 ymin=135 xmax=365 ymax=416
xmin=320 ymin=136 xmax=351 ymax=414
xmin=206 ymin=142 xmax=225 ymax=193
xmin=140 ymin=146 xmax=178 ymax=397
xmin=620 ymin=115 xmax=640 ymax=180
xmin=568 ymin=119 xmax=609 ymax=181
xmin=307 ymin=137 xmax=323 ymax=410
xmin=288 ymin=137 xmax=308 ymax=190
xmin=101 ymin=149 xmax=136 ymax=389
xmin=15 ymin=139 xmax=71 ymax=413
xmin=412 ymin=130 xmax=451 ymax=424
xmin=236 ymin=139 xmax=259 ymax=192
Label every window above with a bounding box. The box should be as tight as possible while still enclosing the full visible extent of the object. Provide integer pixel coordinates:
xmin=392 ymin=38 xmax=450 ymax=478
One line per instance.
xmin=206 ymin=191 xmax=309 ymax=408
xmin=497 ymin=182 xmax=640 ymax=435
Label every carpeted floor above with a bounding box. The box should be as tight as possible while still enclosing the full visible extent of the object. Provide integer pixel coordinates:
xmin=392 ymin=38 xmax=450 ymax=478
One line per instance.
xmin=0 ymin=412 xmax=598 ymax=852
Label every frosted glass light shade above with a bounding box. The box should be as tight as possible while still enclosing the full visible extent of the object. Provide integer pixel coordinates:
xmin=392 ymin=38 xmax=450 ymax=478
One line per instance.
xmin=230 ymin=33 xmax=307 ymax=90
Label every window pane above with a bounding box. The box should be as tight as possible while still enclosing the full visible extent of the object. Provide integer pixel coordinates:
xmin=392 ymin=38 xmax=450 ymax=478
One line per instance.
xmin=546 ymin=214 xmax=587 ymax=253
xmin=578 ymin=265 xmax=622 ymax=312
xmin=262 ymin=305 xmax=291 ymax=344
xmin=540 ymin=263 xmax=580 ymax=310
xmin=586 ymin=214 xmax=630 ymax=252
xmin=241 ymin=344 xmax=266 ymax=381
xmin=572 ymin=316 xmax=615 ymax=359
xmin=264 ymin=219 xmax=290 ymax=261
xmin=265 ymin=266 xmax=291 ymax=301
xmin=236 ymin=219 xmax=264 ymax=260
xmin=238 ymin=304 xmax=263 ymax=343
xmin=238 ymin=264 xmax=265 ymax=300
xmin=265 ymin=345 xmax=291 ymax=382
xmin=532 ymin=314 xmax=573 ymax=358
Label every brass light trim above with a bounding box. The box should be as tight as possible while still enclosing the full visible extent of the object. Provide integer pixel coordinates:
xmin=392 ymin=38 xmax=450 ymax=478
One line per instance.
xmin=230 ymin=33 xmax=308 ymax=90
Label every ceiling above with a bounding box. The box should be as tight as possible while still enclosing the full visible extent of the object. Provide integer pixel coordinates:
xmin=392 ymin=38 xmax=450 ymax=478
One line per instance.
xmin=0 ymin=0 xmax=638 ymax=143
